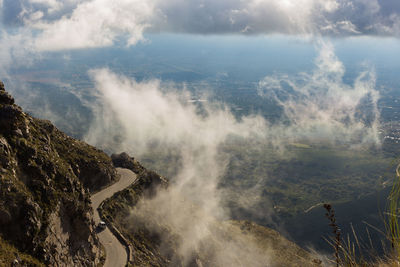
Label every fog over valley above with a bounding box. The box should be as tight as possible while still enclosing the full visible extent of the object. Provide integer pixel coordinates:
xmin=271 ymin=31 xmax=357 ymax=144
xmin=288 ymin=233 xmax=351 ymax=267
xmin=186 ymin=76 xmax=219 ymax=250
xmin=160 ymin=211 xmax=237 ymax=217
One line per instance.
xmin=1 ymin=0 xmax=400 ymax=266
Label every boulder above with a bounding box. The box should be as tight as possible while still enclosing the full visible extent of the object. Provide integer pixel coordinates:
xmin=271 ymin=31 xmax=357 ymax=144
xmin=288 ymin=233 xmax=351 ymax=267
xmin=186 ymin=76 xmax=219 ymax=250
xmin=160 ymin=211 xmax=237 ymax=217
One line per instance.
xmin=111 ymin=152 xmax=135 ymax=168
xmin=0 ymin=90 xmax=14 ymax=105
xmin=111 ymin=152 xmax=143 ymax=173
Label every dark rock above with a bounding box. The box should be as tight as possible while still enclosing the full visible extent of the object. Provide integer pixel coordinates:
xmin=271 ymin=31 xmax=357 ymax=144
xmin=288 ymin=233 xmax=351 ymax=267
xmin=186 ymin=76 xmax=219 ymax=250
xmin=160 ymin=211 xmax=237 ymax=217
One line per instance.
xmin=0 ymin=209 xmax=12 ymax=224
xmin=111 ymin=152 xmax=134 ymax=166
xmin=111 ymin=152 xmax=142 ymax=173
xmin=0 ymin=105 xmax=23 ymax=131
xmin=112 ymin=152 xmax=168 ymax=190
xmin=77 ymin=159 xmax=117 ymax=192
xmin=0 ymin=137 xmax=11 ymax=167
xmin=0 ymin=87 xmax=113 ymax=265
xmin=0 ymin=90 xmax=15 ymax=105
xmin=0 ymin=81 xmax=14 ymax=104
xmin=13 ymin=129 xmax=23 ymax=137
xmin=40 ymin=120 xmax=55 ymax=133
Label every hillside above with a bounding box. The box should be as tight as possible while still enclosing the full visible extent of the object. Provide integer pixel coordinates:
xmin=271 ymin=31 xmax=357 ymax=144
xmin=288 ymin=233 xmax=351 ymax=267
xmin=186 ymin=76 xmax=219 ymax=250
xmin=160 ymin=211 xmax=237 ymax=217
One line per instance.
xmin=0 ymin=81 xmax=118 ymax=265
xmin=101 ymin=153 xmax=322 ymax=267
xmin=1 ymin=81 xmax=322 ymax=266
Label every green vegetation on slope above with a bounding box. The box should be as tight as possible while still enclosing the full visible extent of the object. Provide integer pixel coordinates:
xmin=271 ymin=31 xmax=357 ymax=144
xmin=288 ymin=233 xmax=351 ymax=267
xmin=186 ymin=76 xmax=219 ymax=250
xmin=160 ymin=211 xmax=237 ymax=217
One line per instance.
xmin=0 ymin=82 xmax=118 ymax=265
xmin=101 ymin=153 xmax=321 ymax=267
xmin=0 ymin=236 xmax=44 ymax=267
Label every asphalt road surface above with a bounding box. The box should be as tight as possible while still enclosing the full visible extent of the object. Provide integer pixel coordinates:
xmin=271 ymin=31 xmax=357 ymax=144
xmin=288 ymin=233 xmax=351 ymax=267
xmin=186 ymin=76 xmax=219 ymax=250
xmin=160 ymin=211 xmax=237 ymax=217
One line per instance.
xmin=91 ymin=168 xmax=137 ymax=267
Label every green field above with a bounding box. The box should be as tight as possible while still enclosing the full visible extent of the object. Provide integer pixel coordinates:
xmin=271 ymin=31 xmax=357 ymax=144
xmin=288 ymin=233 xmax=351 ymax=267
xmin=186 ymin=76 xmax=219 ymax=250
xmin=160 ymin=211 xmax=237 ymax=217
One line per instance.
xmin=139 ymin=141 xmax=396 ymax=217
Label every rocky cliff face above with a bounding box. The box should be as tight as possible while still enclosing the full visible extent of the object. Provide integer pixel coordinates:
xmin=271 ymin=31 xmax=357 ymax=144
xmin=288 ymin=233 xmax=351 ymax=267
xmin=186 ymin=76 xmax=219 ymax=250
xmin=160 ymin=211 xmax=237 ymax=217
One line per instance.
xmin=0 ymin=82 xmax=118 ymax=266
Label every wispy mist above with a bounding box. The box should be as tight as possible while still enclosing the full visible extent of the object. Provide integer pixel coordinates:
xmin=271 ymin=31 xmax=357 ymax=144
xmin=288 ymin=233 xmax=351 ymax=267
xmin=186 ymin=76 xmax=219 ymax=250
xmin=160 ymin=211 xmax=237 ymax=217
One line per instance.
xmin=85 ymin=67 xmax=276 ymax=265
xmin=0 ymin=0 xmax=395 ymax=264
xmin=84 ymin=42 xmax=381 ymax=265
xmin=258 ymin=40 xmax=380 ymax=147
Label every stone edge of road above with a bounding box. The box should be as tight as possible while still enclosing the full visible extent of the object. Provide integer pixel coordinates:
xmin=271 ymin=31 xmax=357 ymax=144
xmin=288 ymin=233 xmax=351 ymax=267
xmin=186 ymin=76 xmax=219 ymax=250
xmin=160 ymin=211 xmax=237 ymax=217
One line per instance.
xmin=98 ymin=201 xmax=134 ymax=265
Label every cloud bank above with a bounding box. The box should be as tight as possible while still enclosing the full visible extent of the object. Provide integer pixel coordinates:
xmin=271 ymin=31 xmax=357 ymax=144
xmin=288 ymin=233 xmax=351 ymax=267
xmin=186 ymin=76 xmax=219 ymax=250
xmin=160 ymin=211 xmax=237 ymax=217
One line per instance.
xmin=1 ymin=0 xmax=154 ymax=51
xmin=33 ymin=0 xmax=154 ymax=50
xmin=0 ymin=0 xmax=399 ymax=54
xmin=153 ymin=0 xmax=400 ymax=36
xmin=86 ymin=42 xmax=380 ymax=155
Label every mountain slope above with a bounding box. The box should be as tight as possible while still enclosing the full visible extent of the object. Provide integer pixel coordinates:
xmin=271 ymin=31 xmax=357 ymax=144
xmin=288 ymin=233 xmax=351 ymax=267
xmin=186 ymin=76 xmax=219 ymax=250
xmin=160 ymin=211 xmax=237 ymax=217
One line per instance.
xmin=101 ymin=153 xmax=322 ymax=267
xmin=0 ymin=81 xmax=118 ymax=266
xmin=1 ymin=80 xmax=322 ymax=266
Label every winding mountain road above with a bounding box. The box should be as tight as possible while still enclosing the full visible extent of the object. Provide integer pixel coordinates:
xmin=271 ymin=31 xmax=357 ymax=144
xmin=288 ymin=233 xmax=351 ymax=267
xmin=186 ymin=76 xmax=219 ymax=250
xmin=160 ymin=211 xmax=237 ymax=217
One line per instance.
xmin=91 ymin=168 xmax=137 ymax=267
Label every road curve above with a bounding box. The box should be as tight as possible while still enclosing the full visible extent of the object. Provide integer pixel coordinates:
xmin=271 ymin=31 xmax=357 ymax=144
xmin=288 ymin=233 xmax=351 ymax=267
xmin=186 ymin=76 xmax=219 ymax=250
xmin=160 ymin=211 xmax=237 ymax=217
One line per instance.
xmin=91 ymin=168 xmax=137 ymax=267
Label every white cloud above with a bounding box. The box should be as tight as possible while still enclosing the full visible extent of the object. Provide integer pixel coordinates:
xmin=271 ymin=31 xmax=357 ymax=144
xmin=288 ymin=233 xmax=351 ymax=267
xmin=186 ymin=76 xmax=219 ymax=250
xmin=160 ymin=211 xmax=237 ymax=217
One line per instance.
xmin=84 ymin=68 xmax=272 ymax=264
xmin=321 ymin=20 xmax=361 ymax=34
xmin=85 ymin=41 xmax=381 ymax=173
xmin=28 ymin=0 xmax=63 ymax=13
xmin=32 ymin=0 xmax=154 ymax=50
xmin=85 ymin=68 xmax=267 ymax=155
xmin=0 ymin=0 xmax=153 ymax=52
xmin=258 ymin=40 xmax=380 ymax=146
xmin=149 ymin=0 xmax=399 ymax=36
xmin=0 ymin=29 xmax=37 ymax=71
xmin=29 ymin=10 xmax=44 ymax=21
xmin=82 ymin=43 xmax=381 ymax=263
xmin=0 ymin=0 xmax=399 ymax=57
xmin=150 ymin=0 xmax=340 ymax=35
xmin=374 ymin=13 xmax=400 ymax=36
xmin=358 ymin=0 xmax=380 ymax=14
xmin=23 ymin=0 xmax=85 ymax=17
